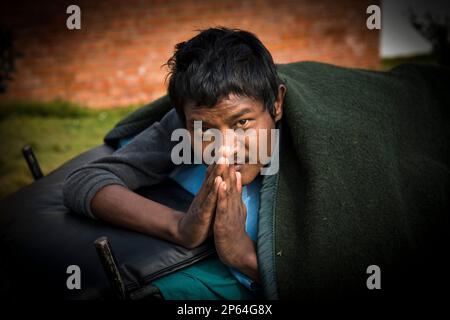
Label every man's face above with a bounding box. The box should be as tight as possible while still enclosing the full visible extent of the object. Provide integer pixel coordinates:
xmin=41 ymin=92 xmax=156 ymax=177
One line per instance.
xmin=183 ymin=87 xmax=284 ymax=185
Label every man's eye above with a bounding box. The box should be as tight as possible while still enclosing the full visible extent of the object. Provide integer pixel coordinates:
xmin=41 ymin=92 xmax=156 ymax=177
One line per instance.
xmin=236 ymin=119 xmax=249 ymax=127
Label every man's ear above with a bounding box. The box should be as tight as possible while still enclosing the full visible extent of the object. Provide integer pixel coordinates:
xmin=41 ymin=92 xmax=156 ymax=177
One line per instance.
xmin=273 ymin=84 xmax=286 ymax=122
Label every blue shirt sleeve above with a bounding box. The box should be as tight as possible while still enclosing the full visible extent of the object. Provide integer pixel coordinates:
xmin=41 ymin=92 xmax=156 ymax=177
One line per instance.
xmin=228 ymin=267 xmax=261 ymax=291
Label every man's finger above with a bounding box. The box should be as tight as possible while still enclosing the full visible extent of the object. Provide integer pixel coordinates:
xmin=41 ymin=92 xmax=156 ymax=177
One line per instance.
xmin=214 ymin=157 xmax=227 ymax=178
xmin=222 ymin=158 xmax=230 ymax=186
xmin=206 ymin=162 xmax=215 ymax=175
xmin=201 ymin=161 xmax=222 ymax=193
xmin=216 ymin=181 xmax=228 ymax=216
xmin=236 ymin=171 xmax=242 ymax=194
xmin=205 ymin=162 xmax=217 ymax=182
xmin=195 ymin=167 xmax=216 ymax=201
xmin=229 ymin=165 xmax=237 ymax=193
xmin=202 ymin=176 xmax=221 ymax=211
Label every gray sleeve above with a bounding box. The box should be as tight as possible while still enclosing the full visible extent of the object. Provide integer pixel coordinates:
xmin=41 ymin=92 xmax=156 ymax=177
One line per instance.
xmin=62 ymin=109 xmax=184 ymax=219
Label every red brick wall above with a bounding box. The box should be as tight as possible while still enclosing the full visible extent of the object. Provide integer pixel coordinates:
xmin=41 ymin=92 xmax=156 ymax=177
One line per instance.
xmin=0 ymin=0 xmax=380 ymax=108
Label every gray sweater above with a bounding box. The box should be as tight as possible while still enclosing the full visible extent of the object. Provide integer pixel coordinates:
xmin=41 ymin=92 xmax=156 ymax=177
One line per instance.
xmin=62 ymin=109 xmax=184 ymax=218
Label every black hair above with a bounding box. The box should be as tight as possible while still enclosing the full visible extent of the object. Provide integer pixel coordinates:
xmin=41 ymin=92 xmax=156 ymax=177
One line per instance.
xmin=164 ymin=27 xmax=284 ymax=121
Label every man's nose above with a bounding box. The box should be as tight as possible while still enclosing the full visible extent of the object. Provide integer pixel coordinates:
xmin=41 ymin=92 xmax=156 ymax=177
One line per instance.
xmin=217 ymin=130 xmax=243 ymax=162
xmin=217 ymin=144 xmax=237 ymax=159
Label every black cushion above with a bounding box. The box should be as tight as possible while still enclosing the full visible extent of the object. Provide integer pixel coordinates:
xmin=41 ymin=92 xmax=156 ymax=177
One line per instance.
xmin=0 ymin=145 xmax=214 ymax=299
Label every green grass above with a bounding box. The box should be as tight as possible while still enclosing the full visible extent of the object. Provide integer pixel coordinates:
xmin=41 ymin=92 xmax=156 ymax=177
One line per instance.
xmin=0 ymin=101 xmax=138 ymax=199
xmin=380 ymin=53 xmax=438 ymax=70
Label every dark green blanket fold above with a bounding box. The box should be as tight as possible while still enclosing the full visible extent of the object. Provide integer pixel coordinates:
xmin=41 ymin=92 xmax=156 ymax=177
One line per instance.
xmin=104 ymin=62 xmax=450 ymax=300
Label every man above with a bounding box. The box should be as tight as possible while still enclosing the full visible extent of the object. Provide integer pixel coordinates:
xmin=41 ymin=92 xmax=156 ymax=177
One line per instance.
xmin=64 ymin=26 xmax=450 ymax=302
xmin=63 ymin=27 xmax=286 ymax=299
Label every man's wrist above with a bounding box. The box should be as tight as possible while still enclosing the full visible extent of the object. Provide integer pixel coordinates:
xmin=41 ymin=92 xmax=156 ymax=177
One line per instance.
xmin=230 ymin=233 xmax=260 ymax=282
xmin=169 ymin=209 xmax=185 ymax=246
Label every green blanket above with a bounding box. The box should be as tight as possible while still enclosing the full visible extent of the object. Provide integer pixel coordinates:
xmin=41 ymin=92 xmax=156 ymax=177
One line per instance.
xmin=104 ymin=62 xmax=450 ymax=300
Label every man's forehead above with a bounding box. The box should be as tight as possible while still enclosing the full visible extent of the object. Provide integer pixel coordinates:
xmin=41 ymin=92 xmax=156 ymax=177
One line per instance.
xmin=186 ymin=95 xmax=262 ymax=120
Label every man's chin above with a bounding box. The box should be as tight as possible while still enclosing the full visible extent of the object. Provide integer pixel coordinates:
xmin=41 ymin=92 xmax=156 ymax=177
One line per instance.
xmin=239 ymin=164 xmax=261 ymax=185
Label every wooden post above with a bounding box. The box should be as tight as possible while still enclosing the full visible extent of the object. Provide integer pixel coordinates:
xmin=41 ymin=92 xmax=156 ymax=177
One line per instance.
xmin=94 ymin=236 xmax=127 ymax=300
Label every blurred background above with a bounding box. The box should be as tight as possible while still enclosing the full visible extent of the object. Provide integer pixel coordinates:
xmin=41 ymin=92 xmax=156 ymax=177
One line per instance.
xmin=0 ymin=0 xmax=449 ymax=199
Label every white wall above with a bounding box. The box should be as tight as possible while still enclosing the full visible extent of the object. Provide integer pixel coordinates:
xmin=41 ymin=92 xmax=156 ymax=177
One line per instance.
xmin=381 ymin=0 xmax=450 ymax=58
